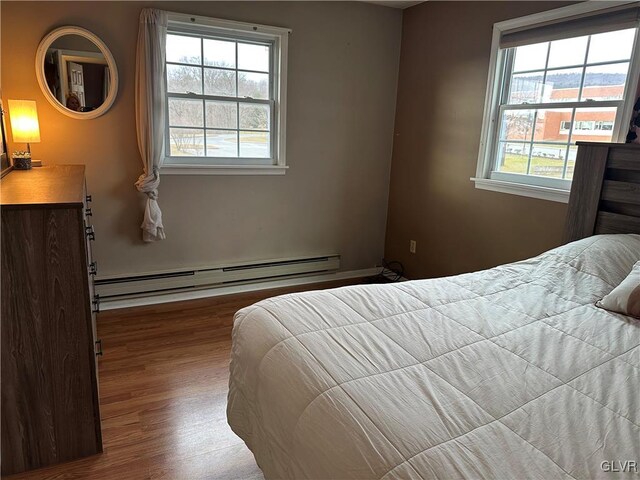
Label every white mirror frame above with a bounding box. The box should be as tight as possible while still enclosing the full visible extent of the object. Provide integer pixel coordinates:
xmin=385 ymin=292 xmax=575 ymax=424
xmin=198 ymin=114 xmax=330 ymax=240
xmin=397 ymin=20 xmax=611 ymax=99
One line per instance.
xmin=35 ymin=26 xmax=119 ymax=120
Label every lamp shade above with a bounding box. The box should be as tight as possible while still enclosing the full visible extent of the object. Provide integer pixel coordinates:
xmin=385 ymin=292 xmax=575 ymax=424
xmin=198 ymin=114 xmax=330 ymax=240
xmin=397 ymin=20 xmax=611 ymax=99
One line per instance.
xmin=8 ymin=100 xmax=41 ymax=144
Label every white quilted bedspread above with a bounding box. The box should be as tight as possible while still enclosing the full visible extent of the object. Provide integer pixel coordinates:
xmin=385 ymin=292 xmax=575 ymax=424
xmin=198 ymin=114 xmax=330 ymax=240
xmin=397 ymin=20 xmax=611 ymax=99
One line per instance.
xmin=227 ymin=235 xmax=640 ymax=480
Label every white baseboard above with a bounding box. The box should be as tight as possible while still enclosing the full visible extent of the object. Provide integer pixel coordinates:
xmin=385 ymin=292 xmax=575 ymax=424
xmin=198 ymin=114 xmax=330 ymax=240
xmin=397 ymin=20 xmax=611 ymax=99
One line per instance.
xmin=100 ymin=267 xmax=381 ymax=311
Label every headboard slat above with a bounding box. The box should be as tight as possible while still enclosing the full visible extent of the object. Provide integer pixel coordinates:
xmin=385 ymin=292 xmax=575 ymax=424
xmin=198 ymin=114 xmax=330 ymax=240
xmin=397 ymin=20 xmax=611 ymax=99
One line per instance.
xmin=600 ymin=200 xmax=640 ymax=218
xmin=596 ymin=211 xmax=640 ymax=235
xmin=608 ymin=149 xmax=640 ymax=170
xmin=601 ymin=180 xmax=640 ymax=205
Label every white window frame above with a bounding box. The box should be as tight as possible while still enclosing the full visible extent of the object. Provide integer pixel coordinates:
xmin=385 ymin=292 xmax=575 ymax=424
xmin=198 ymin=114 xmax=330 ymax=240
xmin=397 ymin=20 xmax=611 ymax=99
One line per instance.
xmin=473 ymin=1 xmax=640 ymax=203
xmin=161 ymin=13 xmax=290 ymax=176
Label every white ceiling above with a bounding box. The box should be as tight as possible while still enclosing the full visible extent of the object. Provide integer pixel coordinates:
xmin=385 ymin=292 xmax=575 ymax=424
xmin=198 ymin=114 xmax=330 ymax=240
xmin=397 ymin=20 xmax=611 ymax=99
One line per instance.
xmin=360 ymin=1 xmax=424 ymax=9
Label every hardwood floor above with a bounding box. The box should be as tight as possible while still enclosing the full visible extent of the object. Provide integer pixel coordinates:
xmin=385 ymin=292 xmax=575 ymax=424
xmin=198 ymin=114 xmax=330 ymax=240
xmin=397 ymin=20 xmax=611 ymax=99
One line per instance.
xmin=5 ymin=279 xmax=360 ymax=480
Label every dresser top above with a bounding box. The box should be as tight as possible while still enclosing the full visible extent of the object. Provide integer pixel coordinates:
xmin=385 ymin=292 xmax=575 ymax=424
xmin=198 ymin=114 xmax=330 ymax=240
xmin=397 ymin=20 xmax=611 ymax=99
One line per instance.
xmin=1 ymin=165 xmax=86 ymax=207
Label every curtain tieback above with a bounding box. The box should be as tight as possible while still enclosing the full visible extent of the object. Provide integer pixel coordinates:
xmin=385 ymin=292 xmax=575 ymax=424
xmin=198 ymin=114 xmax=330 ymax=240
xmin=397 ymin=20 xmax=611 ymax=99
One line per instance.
xmin=135 ymin=167 xmax=160 ymax=195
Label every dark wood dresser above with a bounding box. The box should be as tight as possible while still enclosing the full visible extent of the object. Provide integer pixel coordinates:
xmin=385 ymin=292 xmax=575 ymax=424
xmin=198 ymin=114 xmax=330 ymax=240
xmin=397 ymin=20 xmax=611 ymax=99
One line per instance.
xmin=1 ymin=165 xmax=102 ymax=475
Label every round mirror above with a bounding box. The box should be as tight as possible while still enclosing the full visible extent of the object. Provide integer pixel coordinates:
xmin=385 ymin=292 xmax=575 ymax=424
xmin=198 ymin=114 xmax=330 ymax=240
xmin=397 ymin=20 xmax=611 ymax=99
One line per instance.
xmin=35 ymin=26 xmax=119 ymax=119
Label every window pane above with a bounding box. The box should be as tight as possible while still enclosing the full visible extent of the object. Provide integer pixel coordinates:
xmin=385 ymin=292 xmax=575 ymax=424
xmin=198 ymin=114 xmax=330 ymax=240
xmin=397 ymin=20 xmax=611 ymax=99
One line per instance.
xmin=513 ymin=42 xmax=548 ymax=73
xmin=570 ymin=107 xmax=617 ymax=142
xmin=238 ymin=43 xmax=270 ymax=72
xmin=533 ymin=108 xmax=573 ymax=142
xmin=238 ymin=72 xmax=269 ymax=99
xmin=169 ymin=128 xmax=204 ymax=156
xmin=530 ymin=144 xmax=566 ymax=178
xmin=496 ymin=142 xmax=530 ymax=174
xmin=240 ymin=131 xmax=270 ymax=157
xmin=565 ymin=145 xmax=578 ymax=180
xmin=545 ymin=68 xmax=583 ymax=102
xmin=206 ymin=130 xmax=238 ymax=157
xmin=167 ymin=34 xmax=201 ymax=65
xmin=508 ymin=72 xmax=544 ymax=104
xmin=547 ymin=36 xmax=588 ymax=69
xmin=204 ymin=68 xmax=236 ymax=97
xmin=167 ymin=65 xmax=202 ymax=94
xmin=204 ymin=39 xmax=236 ymax=68
xmin=581 ymin=63 xmax=629 ymax=101
xmin=587 ymin=28 xmax=636 ymax=64
xmin=206 ymin=101 xmax=237 ymax=129
xmin=168 ymin=98 xmax=203 ymax=127
xmin=500 ymin=110 xmax=535 ymax=141
xmin=239 ymin=104 xmax=270 ymax=130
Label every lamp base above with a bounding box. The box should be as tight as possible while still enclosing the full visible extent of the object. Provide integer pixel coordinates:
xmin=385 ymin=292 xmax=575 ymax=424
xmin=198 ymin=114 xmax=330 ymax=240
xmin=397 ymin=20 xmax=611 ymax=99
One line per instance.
xmin=12 ymin=156 xmax=32 ymax=170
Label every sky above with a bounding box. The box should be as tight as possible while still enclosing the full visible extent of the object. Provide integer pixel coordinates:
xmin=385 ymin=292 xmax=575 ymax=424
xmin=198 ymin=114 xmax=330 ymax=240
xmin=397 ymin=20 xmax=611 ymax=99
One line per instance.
xmin=513 ymin=28 xmax=636 ymax=73
xmin=166 ymin=34 xmax=270 ymax=73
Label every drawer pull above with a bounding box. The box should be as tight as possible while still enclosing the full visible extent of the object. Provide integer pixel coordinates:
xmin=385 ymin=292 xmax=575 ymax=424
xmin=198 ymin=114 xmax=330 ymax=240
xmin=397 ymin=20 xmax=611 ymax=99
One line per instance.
xmin=95 ymin=339 xmax=103 ymax=357
xmin=89 ymin=262 xmax=98 ymax=276
xmin=86 ymin=226 xmax=95 ymax=241
xmin=85 ymin=208 xmax=93 ymax=217
xmin=92 ymin=294 xmax=100 ymax=313
xmin=86 ymin=194 xmax=92 ymax=203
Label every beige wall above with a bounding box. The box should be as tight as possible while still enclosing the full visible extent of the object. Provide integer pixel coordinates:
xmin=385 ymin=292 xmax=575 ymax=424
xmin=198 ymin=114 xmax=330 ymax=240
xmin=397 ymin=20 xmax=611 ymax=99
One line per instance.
xmin=385 ymin=1 xmax=576 ymax=280
xmin=1 ymin=1 xmax=401 ymax=277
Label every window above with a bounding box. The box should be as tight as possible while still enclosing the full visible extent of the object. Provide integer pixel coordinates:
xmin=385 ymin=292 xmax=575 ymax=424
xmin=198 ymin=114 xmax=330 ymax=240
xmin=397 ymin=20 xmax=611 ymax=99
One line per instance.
xmin=595 ymin=121 xmax=614 ymax=131
xmin=475 ymin=3 xmax=640 ymax=202
xmin=162 ymin=14 xmax=289 ymax=175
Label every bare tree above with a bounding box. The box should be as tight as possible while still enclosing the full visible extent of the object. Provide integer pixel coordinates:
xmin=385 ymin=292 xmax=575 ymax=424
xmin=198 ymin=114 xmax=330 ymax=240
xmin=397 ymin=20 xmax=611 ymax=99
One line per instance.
xmin=166 ymin=63 xmax=270 ymax=155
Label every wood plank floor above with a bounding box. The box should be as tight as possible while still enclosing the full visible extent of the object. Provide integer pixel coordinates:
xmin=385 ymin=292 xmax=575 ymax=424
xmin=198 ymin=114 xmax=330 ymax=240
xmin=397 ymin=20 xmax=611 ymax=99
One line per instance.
xmin=5 ymin=279 xmax=360 ymax=480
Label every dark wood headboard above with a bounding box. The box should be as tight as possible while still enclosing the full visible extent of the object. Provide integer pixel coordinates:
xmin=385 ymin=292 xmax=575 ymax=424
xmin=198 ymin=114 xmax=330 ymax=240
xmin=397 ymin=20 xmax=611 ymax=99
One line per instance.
xmin=564 ymin=142 xmax=640 ymax=243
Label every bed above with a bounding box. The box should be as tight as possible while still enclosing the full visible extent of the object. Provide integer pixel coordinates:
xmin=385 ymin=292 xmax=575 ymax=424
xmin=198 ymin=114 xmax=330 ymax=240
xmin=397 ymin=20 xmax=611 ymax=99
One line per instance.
xmin=227 ymin=143 xmax=640 ymax=479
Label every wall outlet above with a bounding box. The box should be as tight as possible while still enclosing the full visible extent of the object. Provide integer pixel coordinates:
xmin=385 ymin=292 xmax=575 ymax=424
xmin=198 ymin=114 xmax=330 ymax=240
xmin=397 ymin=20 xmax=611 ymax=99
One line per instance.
xmin=409 ymin=240 xmax=417 ymax=254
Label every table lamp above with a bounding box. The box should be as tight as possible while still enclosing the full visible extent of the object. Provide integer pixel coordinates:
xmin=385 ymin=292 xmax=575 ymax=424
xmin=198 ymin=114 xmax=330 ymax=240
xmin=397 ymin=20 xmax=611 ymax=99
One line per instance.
xmin=8 ymin=99 xmax=41 ymax=169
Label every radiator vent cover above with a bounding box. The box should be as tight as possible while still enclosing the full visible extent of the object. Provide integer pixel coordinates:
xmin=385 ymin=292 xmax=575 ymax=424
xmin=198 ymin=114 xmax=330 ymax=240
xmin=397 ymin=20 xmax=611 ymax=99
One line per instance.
xmin=95 ymin=255 xmax=340 ymax=299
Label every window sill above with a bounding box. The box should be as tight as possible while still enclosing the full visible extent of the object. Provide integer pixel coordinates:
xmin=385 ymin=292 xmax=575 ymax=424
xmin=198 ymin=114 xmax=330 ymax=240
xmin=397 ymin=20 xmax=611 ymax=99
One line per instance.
xmin=161 ymin=164 xmax=288 ymax=176
xmin=471 ymin=177 xmax=570 ymax=204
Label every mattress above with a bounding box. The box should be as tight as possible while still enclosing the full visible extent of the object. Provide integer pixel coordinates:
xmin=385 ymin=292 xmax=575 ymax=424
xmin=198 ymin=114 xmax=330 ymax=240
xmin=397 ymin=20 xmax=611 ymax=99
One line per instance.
xmin=227 ymin=235 xmax=640 ymax=479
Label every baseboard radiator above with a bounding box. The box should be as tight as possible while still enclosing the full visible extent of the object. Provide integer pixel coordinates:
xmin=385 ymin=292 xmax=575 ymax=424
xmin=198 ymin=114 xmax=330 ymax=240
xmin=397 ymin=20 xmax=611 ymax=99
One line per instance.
xmin=94 ymin=255 xmax=341 ymax=300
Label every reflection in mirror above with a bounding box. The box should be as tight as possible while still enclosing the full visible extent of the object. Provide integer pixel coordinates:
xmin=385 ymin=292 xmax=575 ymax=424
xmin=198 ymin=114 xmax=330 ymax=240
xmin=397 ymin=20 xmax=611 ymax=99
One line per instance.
xmin=44 ymin=35 xmax=111 ymax=113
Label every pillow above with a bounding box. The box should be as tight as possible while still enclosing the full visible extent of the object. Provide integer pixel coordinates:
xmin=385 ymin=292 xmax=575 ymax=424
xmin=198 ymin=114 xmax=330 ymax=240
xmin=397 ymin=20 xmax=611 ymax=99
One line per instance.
xmin=597 ymin=261 xmax=640 ymax=318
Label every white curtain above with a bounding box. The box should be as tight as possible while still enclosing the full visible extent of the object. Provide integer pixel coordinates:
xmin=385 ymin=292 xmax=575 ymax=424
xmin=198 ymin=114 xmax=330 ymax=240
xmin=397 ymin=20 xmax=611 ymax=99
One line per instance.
xmin=135 ymin=8 xmax=167 ymax=242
